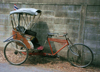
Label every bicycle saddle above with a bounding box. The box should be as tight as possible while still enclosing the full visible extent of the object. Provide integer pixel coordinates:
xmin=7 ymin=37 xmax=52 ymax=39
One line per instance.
xmin=48 ymin=33 xmax=58 ymax=36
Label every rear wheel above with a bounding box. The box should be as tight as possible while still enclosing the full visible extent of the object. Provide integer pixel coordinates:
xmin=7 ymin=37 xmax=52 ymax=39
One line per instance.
xmin=67 ymin=44 xmax=93 ymax=67
xmin=4 ymin=40 xmax=28 ymax=65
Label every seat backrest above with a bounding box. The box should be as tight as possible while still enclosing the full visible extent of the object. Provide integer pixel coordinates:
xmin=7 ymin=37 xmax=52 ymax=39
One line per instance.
xmin=12 ymin=29 xmax=31 ymax=49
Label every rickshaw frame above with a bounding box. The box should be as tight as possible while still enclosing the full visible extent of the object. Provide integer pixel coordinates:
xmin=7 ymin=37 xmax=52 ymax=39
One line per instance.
xmin=3 ymin=8 xmax=93 ymax=68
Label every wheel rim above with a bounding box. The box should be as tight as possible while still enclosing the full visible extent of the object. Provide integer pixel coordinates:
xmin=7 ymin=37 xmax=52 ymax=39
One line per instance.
xmin=67 ymin=44 xmax=93 ymax=67
xmin=4 ymin=40 xmax=28 ymax=65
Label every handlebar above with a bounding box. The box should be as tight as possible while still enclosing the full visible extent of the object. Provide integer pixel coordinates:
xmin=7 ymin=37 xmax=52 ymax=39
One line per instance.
xmin=59 ymin=33 xmax=68 ymax=37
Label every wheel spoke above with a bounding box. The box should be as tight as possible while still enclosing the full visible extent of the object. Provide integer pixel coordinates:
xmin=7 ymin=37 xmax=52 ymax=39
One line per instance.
xmin=4 ymin=40 xmax=28 ymax=65
xmin=67 ymin=44 xmax=93 ymax=67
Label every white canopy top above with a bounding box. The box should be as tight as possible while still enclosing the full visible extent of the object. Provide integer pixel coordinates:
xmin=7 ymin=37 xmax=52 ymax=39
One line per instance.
xmin=10 ymin=8 xmax=40 ymax=15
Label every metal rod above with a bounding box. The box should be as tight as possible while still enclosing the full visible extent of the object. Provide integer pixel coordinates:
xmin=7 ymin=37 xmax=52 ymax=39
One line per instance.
xmin=22 ymin=14 xmax=27 ymax=27
xmin=13 ymin=14 xmax=16 ymax=27
xmin=18 ymin=14 xmax=20 ymax=26
xmin=10 ymin=15 xmax=14 ymax=29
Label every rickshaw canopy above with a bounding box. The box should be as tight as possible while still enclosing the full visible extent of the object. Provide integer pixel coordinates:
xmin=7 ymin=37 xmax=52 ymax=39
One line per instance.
xmin=10 ymin=8 xmax=41 ymax=30
xmin=10 ymin=8 xmax=41 ymax=15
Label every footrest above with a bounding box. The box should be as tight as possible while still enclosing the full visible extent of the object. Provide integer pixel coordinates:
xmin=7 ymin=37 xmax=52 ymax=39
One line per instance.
xmin=37 ymin=46 xmax=44 ymax=50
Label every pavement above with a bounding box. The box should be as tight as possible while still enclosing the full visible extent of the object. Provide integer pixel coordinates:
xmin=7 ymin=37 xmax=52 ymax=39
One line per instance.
xmin=0 ymin=63 xmax=60 ymax=72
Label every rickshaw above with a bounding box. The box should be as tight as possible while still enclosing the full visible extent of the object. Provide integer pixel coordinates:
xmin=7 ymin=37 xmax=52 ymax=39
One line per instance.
xmin=4 ymin=7 xmax=93 ymax=68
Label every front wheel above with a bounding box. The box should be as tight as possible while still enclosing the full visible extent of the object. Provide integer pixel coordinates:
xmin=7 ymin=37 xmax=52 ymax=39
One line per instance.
xmin=4 ymin=40 xmax=28 ymax=65
xmin=67 ymin=44 xmax=93 ymax=68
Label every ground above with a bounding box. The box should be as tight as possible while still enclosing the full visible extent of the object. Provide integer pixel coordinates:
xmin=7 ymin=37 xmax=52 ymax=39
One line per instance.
xmin=0 ymin=51 xmax=100 ymax=72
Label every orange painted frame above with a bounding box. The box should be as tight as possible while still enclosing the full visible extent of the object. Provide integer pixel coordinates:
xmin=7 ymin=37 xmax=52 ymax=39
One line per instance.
xmin=47 ymin=38 xmax=69 ymax=56
xmin=12 ymin=29 xmax=69 ymax=56
xmin=27 ymin=37 xmax=69 ymax=56
xmin=12 ymin=29 xmax=31 ymax=49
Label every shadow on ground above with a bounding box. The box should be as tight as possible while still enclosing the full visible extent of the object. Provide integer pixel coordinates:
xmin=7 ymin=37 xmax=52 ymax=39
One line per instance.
xmin=25 ymin=55 xmax=67 ymax=65
xmin=0 ymin=51 xmax=100 ymax=72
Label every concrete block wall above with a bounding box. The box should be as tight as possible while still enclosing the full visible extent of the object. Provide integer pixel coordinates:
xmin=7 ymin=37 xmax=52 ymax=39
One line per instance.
xmin=30 ymin=5 xmax=81 ymax=58
xmin=84 ymin=5 xmax=100 ymax=66
xmin=0 ymin=0 xmax=100 ymax=66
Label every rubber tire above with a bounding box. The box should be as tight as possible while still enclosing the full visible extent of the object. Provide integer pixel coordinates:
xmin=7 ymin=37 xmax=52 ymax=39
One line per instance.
xmin=4 ymin=40 xmax=28 ymax=65
xmin=67 ymin=43 xmax=93 ymax=68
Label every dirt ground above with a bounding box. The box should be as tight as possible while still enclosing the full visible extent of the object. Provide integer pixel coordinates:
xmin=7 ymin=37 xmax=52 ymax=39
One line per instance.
xmin=0 ymin=51 xmax=100 ymax=72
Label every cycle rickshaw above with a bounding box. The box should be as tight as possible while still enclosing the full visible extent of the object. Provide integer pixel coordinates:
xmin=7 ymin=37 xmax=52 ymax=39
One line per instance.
xmin=4 ymin=7 xmax=93 ymax=68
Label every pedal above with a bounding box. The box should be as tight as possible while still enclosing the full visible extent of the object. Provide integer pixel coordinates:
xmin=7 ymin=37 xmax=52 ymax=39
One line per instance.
xmin=37 ymin=46 xmax=44 ymax=50
xmin=29 ymin=46 xmax=44 ymax=53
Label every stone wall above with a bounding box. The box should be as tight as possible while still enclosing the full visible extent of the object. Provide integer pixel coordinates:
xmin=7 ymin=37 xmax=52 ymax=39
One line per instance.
xmin=0 ymin=0 xmax=100 ymax=66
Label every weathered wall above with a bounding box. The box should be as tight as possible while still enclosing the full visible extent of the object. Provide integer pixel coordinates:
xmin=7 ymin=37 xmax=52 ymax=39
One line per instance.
xmin=0 ymin=0 xmax=100 ymax=66
xmin=84 ymin=5 xmax=100 ymax=66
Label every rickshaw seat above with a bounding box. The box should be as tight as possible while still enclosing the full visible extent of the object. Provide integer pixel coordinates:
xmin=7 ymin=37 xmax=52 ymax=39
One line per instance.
xmin=12 ymin=29 xmax=31 ymax=49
